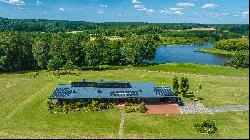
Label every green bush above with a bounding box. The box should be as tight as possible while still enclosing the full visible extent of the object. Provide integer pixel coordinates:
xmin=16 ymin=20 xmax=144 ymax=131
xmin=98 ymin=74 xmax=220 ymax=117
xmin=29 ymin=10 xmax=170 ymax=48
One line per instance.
xmin=125 ymin=107 xmax=137 ymax=113
xmin=137 ymin=102 xmax=147 ymax=113
xmin=194 ymin=120 xmax=217 ymax=135
xmin=197 ymin=97 xmax=204 ymax=101
xmin=48 ymin=100 xmax=117 ymax=114
xmin=224 ymin=51 xmax=249 ymax=68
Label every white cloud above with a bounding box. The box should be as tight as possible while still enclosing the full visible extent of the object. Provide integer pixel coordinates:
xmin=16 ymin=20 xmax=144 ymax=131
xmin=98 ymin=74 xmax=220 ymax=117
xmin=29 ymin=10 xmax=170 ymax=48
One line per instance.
xmin=0 ymin=0 xmax=25 ymax=5
xmin=100 ymin=4 xmax=108 ymax=8
xmin=59 ymin=7 xmax=65 ymax=11
xmin=239 ymin=11 xmax=249 ymax=18
xmin=132 ymin=1 xmax=154 ymax=15
xmin=241 ymin=11 xmax=249 ymax=15
xmin=146 ymin=8 xmax=154 ymax=15
xmin=161 ymin=8 xmax=183 ymax=15
xmin=134 ymin=4 xmax=145 ymax=10
xmin=176 ymin=2 xmax=194 ymax=7
xmin=35 ymin=0 xmax=42 ymax=5
xmin=193 ymin=12 xmax=198 ymax=15
xmin=201 ymin=3 xmax=217 ymax=8
xmin=97 ymin=9 xmax=104 ymax=14
xmin=118 ymin=14 xmax=122 ymax=17
xmin=131 ymin=0 xmax=140 ymax=4
xmin=169 ymin=8 xmax=183 ymax=11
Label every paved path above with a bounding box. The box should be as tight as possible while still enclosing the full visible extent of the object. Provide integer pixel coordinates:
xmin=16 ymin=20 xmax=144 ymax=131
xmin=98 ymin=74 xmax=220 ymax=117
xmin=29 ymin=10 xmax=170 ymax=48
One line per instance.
xmin=207 ymin=105 xmax=249 ymax=113
xmin=118 ymin=108 xmax=125 ymax=139
xmin=121 ymin=69 xmax=248 ymax=80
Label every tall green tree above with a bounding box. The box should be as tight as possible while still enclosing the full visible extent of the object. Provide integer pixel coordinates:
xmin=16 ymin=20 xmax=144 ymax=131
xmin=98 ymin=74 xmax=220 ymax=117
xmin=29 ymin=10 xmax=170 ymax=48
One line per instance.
xmin=84 ymin=42 xmax=101 ymax=67
xmin=47 ymin=56 xmax=63 ymax=71
xmin=104 ymin=40 xmax=124 ymax=65
xmin=180 ymin=77 xmax=189 ymax=96
xmin=32 ymin=38 xmax=51 ymax=69
xmin=173 ymin=77 xmax=179 ymax=95
xmin=0 ymin=32 xmax=35 ymax=72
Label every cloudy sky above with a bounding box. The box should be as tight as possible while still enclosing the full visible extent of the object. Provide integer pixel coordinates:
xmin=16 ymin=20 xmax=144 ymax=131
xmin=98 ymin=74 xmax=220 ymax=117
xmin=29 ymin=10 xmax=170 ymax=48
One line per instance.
xmin=0 ymin=0 xmax=249 ymax=24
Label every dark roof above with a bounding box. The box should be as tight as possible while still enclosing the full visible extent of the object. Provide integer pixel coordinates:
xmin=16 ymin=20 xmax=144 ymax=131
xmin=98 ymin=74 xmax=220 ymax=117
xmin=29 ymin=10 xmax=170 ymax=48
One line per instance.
xmin=49 ymin=80 xmax=175 ymax=99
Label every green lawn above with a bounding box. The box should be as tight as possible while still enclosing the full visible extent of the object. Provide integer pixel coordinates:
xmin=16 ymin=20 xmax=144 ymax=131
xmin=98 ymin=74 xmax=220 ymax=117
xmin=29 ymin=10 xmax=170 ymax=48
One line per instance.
xmin=119 ymin=63 xmax=249 ymax=77
xmin=0 ymin=64 xmax=248 ymax=138
xmin=123 ymin=111 xmax=249 ymax=139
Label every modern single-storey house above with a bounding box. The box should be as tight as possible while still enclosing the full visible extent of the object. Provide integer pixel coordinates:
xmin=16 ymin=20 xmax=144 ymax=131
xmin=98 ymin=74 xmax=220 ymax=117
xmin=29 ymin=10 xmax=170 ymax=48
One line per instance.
xmin=49 ymin=79 xmax=181 ymax=104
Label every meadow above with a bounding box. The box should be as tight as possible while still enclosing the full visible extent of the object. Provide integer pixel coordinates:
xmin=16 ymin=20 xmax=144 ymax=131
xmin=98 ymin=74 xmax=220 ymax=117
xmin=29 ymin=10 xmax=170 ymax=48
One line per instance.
xmin=0 ymin=64 xmax=248 ymax=138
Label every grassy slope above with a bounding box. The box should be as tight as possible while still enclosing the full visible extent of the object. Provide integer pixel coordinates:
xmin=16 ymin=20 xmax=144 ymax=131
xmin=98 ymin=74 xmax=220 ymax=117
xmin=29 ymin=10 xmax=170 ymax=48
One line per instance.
xmin=119 ymin=63 xmax=249 ymax=77
xmin=0 ymin=65 xmax=248 ymax=138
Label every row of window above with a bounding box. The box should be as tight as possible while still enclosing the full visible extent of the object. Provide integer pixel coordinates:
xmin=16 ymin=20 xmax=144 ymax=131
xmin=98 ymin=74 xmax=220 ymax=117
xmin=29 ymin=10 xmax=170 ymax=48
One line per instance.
xmin=71 ymin=82 xmax=132 ymax=88
xmin=110 ymin=92 xmax=139 ymax=97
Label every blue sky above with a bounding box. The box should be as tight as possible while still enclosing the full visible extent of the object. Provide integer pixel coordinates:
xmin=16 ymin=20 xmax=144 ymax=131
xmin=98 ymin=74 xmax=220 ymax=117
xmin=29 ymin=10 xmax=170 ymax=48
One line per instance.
xmin=0 ymin=0 xmax=249 ymax=24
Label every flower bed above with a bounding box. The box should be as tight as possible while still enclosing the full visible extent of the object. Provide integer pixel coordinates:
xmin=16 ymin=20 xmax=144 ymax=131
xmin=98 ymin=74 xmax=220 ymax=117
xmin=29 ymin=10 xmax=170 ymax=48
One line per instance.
xmin=124 ymin=102 xmax=147 ymax=113
xmin=47 ymin=99 xmax=116 ymax=114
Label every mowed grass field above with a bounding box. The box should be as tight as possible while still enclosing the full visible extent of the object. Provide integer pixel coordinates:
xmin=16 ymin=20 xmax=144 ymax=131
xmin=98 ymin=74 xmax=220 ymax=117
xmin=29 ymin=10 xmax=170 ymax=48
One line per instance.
xmin=0 ymin=64 xmax=249 ymax=138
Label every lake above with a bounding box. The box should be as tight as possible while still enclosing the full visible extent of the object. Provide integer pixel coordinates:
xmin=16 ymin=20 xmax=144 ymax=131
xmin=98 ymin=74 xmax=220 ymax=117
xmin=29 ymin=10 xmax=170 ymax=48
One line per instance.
xmin=150 ymin=43 xmax=231 ymax=65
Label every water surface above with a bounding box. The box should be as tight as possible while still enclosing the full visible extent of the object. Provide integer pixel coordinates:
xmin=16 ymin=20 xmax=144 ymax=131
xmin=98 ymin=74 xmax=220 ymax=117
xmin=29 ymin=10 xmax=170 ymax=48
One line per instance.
xmin=150 ymin=43 xmax=231 ymax=65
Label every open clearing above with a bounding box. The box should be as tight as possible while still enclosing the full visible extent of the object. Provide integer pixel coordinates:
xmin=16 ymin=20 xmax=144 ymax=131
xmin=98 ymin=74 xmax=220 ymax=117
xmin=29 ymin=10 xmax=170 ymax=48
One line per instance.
xmin=0 ymin=64 xmax=248 ymax=138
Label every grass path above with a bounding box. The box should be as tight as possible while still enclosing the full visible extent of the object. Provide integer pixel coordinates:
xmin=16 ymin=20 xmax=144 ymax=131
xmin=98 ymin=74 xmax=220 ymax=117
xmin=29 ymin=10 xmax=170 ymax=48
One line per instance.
xmin=118 ymin=108 xmax=125 ymax=139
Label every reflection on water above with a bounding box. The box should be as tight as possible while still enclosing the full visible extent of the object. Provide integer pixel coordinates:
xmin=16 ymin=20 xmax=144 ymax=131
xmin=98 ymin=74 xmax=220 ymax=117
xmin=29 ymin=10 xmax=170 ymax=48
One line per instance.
xmin=150 ymin=43 xmax=231 ymax=65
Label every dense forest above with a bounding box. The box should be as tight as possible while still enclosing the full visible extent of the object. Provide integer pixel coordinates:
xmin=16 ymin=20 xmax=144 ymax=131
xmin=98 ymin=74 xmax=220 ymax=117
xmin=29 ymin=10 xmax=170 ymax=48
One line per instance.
xmin=0 ymin=17 xmax=249 ymax=72
xmin=0 ymin=31 xmax=157 ymax=72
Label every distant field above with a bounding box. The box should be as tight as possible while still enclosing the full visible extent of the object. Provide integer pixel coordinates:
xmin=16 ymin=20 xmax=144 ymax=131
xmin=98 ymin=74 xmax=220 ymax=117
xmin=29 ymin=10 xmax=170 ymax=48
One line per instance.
xmin=0 ymin=64 xmax=248 ymax=138
xmin=90 ymin=36 xmax=123 ymax=41
xmin=187 ymin=27 xmax=216 ymax=31
xmin=66 ymin=31 xmax=85 ymax=34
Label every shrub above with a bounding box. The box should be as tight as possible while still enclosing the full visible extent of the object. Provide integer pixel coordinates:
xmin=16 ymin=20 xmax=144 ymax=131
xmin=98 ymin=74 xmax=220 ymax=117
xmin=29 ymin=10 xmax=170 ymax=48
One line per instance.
xmin=224 ymin=51 xmax=249 ymax=68
xmin=47 ymin=100 xmax=54 ymax=110
xmin=48 ymin=100 xmax=117 ymax=114
xmin=197 ymin=97 xmax=204 ymax=101
xmin=138 ymin=102 xmax=147 ymax=113
xmin=194 ymin=120 xmax=217 ymax=135
xmin=125 ymin=107 xmax=137 ymax=113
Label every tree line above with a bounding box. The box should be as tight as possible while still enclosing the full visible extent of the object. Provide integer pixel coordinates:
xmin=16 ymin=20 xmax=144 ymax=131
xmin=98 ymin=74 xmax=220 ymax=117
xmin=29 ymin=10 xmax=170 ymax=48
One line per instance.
xmin=0 ymin=31 xmax=157 ymax=72
xmin=0 ymin=17 xmax=248 ymax=39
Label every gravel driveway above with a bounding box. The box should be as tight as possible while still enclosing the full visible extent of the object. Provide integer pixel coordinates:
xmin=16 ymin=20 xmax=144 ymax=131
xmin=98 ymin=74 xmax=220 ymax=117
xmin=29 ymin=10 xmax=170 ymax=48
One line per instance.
xmin=178 ymin=102 xmax=249 ymax=114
